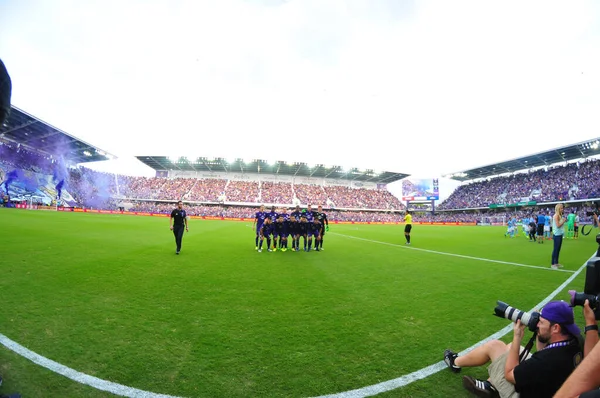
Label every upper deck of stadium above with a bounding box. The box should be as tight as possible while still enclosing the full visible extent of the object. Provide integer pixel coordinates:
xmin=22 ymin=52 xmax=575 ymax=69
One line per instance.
xmin=0 ymin=106 xmax=115 ymax=164
xmin=135 ymin=156 xmax=409 ymax=185
xmin=443 ymin=138 xmax=600 ymax=182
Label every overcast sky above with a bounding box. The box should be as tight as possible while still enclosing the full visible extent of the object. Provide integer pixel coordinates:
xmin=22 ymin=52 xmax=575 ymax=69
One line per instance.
xmin=2 ymin=0 xmax=600 ymax=185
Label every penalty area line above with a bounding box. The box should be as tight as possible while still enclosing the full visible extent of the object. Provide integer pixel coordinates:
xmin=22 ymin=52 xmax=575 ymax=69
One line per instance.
xmin=312 ymin=251 xmax=597 ymax=398
xmin=331 ymin=232 xmax=575 ymax=273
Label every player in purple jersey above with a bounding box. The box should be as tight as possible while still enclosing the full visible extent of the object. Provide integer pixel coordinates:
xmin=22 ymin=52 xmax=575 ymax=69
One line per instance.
xmin=275 ymin=214 xmax=287 ymax=251
xmin=276 ymin=211 xmax=289 ymax=251
xmin=298 ymin=215 xmax=310 ymax=251
xmin=253 ymin=205 xmax=267 ymax=250
xmin=268 ymin=205 xmax=279 ymax=222
xmin=282 ymin=215 xmax=294 ymax=251
xmin=258 ymin=217 xmax=273 ymax=253
xmin=305 ymin=205 xmax=315 ymax=222
xmin=310 ymin=218 xmax=322 ymax=251
xmin=290 ymin=205 xmax=302 ymax=221
xmin=274 ymin=215 xmax=286 ymax=251
xmin=306 ymin=213 xmax=315 ymax=251
xmin=287 ymin=217 xmax=298 ymax=251
xmin=267 ymin=206 xmax=279 ymax=250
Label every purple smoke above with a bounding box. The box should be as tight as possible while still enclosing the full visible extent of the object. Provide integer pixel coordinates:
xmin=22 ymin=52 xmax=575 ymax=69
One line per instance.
xmin=1 ymin=168 xmax=39 ymax=195
xmin=55 ymin=179 xmax=64 ymax=199
xmin=2 ymin=169 xmax=17 ymax=194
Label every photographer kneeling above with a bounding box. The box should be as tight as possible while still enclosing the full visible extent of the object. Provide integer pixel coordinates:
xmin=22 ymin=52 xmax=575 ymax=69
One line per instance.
xmin=444 ymin=301 xmax=582 ymax=398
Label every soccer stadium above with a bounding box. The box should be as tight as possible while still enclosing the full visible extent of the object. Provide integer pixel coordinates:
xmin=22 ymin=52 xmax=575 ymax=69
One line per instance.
xmin=4 ymin=2 xmax=600 ymax=397
xmin=2 ymin=100 xmax=600 ymax=397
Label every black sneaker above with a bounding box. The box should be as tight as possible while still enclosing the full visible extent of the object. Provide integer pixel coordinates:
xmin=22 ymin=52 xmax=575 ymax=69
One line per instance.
xmin=444 ymin=349 xmax=461 ymax=373
xmin=462 ymin=376 xmax=499 ymax=397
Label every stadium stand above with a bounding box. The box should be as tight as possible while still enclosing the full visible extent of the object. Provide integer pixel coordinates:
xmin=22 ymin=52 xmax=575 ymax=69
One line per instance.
xmin=2 ymin=106 xmax=600 ymax=225
xmin=225 ymin=180 xmax=260 ymax=203
xmin=438 ymin=158 xmax=600 ymax=210
xmin=185 ymin=178 xmax=227 ymax=202
xmin=260 ymin=181 xmax=294 ymax=205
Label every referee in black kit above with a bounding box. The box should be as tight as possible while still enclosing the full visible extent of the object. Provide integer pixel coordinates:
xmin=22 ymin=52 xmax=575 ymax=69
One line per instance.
xmin=170 ymin=201 xmax=188 ymax=254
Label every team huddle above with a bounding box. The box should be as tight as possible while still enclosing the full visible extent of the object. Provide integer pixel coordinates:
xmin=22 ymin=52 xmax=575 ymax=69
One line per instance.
xmin=253 ymin=205 xmax=329 ymax=252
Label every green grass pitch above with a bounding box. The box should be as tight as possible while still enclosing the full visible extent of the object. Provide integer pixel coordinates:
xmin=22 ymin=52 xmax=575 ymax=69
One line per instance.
xmin=0 ymin=209 xmax=598 ymax=397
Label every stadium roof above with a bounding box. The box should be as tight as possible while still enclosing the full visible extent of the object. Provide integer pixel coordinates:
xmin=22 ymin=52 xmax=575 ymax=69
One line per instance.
xmin=443 ymin=137 xmax=600 ymax=181
xmin=136 ymin=156 xmax=410 ymax=184
xmin=0 ymin=106 xmax=115 ymax=164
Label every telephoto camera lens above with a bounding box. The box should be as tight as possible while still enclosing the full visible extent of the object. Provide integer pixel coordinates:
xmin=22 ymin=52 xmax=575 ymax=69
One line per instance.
xmin=494 ymin=301 xmax=540 ymax=332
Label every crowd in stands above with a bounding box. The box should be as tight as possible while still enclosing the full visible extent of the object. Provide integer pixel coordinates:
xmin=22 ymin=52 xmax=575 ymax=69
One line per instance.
xmin=323 ymin=185 xmax=404 ymax=209
xmin=225 ymin=180 xmax=259 ymax=203
xmin=0 ymin=141 xmax=54 ymax=173
xmin=117 ymin=176 xmax=159 ymax=199
xmin=155 ymin=177 xmax=196 ymax=201
xmin=260 ymin=181 xmax=294 ymax=204
xmin=573 ymin=160 xmax=600 ymax=200
xmin=439 ymin=158 xmax=600 ymax=210
xmin=294 ymin=184 xmax=328 ymax=206
xmin=185 ymin=178 xmax=227 ymax=202
xmin=68 ymin=167 xmax=118 ymax=209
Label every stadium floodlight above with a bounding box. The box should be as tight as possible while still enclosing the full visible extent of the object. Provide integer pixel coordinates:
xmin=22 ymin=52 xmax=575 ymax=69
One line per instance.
xmin=592 ymin=141 xmax=599 ymax=150
xmin=83 ymin=150 xmax=92 ymax=157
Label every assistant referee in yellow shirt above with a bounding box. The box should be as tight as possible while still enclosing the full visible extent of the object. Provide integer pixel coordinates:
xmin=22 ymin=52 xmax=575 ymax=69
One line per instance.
xmin=404 ymin=210 xmax=412 ymax=245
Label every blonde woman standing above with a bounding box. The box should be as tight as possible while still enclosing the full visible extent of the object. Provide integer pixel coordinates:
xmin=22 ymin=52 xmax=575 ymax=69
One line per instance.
xmin=551 ymin=203 xmax=566 ymax=269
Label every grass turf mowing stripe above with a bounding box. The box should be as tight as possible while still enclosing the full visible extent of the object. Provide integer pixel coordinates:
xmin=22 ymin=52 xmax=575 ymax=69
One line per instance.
xmin=313 ymin=250 xmax=598 ymax=398
xmin=332 ymin=232 xmax=575 ymax=273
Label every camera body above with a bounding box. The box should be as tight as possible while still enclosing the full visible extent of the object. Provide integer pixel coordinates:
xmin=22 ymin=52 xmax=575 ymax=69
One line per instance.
xmin=586 ymin=201 xmax=600 ymax=220
xmin=494 ymin=301 xmax=540 ymax=332
xmin=569 ymin=257 xmax=600 ymax=320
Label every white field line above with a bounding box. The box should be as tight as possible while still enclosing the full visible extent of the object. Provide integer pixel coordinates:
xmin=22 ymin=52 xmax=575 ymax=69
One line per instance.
xmin=332 ymin=232 xmax=575 ymax=273
xmin=0 ymin=332 xmax=182 ymax=397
